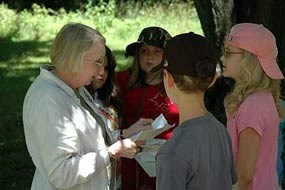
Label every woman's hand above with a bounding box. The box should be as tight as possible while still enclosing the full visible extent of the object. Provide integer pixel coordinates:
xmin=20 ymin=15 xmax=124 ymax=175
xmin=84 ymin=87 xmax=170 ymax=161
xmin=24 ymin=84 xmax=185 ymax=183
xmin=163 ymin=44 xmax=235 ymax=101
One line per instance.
xmin=108 ymin=139 xmax=143 ymax=159
xmin=122 ymin=118 xmax=153 ymax=138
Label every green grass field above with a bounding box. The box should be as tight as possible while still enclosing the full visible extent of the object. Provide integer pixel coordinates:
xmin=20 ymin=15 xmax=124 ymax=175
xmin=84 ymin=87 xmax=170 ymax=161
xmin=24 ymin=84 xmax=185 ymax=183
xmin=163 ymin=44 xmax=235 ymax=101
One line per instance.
xmin=0 ymin=2 xmax=202 ymax=189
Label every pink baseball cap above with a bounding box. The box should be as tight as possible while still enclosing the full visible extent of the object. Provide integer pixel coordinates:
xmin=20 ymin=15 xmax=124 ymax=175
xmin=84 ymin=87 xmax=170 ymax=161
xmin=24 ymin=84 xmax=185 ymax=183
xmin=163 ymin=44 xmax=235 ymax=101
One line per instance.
xmin=226 ymin=23 xmax=284 ymax=79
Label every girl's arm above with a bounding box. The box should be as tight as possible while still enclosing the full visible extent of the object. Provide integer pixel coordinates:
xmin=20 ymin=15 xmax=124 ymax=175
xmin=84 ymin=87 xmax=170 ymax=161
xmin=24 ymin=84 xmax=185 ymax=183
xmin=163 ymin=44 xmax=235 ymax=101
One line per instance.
xmin=235 ymin=127 xmax=260 ymax=190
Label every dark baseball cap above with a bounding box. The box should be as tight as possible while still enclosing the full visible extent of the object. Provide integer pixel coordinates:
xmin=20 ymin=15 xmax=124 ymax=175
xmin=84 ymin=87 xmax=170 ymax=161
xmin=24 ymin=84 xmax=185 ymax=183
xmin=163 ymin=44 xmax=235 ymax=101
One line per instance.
xmin=125 ymin=26 xmax=171 ymax=57
xmin=164 ymin=32 xmax=217 ymax=79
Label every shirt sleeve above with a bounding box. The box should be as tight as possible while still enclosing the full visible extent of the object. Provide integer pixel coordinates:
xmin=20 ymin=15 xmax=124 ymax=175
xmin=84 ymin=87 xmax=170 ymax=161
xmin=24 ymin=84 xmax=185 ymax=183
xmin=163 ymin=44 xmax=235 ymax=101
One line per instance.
xmin=236 ymin=94 xmax=266 ymax=136
xmin=156 ymin=153 xmax=190 ymax=190
xmin=30 ymin=96 xmax=110 ymax=189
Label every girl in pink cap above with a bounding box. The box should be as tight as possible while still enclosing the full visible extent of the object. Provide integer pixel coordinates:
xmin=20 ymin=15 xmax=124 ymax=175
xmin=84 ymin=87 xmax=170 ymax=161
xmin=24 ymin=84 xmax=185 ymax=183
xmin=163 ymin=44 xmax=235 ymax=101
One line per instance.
xmin=221 ymin=23 xmax=284 ymax=190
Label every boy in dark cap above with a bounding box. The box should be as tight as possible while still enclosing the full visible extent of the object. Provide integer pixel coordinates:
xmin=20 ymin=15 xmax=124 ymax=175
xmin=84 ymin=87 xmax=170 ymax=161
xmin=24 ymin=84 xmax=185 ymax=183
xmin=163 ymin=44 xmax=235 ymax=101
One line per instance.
xmin=156 ymin=32 xmax=237 ymax=190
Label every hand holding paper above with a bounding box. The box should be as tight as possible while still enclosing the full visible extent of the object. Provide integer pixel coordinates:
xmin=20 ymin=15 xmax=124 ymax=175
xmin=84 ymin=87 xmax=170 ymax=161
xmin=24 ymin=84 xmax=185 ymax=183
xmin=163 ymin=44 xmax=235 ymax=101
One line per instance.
xmin=135 ymin=139 xmax=166 ymax=177
xmin=122 ymin=118 xmax=153 ymax=138
xmin=133 ymin=114 xmax=174 ymax=177
xmin=130 ymin=114 xmax=174 ymax=141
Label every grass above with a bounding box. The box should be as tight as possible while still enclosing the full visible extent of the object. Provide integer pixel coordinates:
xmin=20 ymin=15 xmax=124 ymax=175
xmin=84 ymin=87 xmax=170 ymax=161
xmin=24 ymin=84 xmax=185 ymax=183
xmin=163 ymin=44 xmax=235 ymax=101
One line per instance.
xmin=0 ymin=39 xmax=51 ymax=189
xmin=0 ymin=2 xmax=202 ymax=189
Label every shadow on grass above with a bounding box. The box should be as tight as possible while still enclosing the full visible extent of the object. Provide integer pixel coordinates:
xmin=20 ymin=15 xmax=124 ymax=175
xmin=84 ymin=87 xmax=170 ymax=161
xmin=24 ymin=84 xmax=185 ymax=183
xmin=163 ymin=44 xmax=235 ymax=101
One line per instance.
xmin=0 ymin=39 xmax=52 ymax=190
xmin=0 ymin=38 xmax=51 ymax=61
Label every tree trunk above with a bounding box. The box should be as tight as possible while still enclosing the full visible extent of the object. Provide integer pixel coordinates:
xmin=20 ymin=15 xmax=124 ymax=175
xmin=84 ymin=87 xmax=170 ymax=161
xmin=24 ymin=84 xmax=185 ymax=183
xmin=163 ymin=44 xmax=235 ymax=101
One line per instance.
xmin=265 ymin=0 xmax=285 ymax=96
xmin=193 ymin=0 xmax=235 ymax=123
xmin=193 ymin=0 xmax=234 ymax=50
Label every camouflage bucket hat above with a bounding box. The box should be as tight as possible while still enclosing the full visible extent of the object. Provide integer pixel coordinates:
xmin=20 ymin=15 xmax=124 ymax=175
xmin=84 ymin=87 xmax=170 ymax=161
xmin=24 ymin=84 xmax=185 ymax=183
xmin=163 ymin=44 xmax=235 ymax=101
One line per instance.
xmin=125 ymin=26 xmax=172 ymax=57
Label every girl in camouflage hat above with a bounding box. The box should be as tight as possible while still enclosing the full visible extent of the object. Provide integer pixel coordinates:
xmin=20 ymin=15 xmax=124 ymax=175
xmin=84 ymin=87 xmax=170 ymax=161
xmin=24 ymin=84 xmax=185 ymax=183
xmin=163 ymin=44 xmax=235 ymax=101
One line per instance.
xmin=117 ymin=27 xmax=179 ymax=190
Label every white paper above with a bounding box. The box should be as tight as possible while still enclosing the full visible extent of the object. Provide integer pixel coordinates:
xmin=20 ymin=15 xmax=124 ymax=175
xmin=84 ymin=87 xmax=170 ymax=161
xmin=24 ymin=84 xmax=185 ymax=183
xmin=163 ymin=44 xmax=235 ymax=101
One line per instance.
xmin=130 ymin=114 xmax=173 ymax=177
xmin=129 ymin=114 xmax=174 ymax=141
xmin=135 ymin=139 xmax=166 ymax=177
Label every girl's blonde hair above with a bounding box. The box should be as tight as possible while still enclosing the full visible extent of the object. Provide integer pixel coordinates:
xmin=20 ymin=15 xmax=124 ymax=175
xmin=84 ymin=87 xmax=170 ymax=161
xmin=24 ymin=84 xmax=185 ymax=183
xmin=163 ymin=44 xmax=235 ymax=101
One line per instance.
xmin=224 ymin=51 xmax=282 ymax=117
xmin=50 ymin=23 xmax=105 ymax=72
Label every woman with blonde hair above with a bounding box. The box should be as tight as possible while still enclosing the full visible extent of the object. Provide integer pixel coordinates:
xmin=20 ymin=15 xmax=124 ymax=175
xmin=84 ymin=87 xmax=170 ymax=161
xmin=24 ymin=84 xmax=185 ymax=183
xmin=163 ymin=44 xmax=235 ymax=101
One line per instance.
xmin=23 ymin=23 xmax=139 ymax=190
xmin=221 ymin=23 xmax=284 ymax=190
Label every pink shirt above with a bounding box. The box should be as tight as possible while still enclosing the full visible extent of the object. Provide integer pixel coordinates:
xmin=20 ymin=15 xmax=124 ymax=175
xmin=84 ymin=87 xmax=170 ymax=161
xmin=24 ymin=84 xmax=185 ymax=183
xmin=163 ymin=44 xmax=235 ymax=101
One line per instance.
xmin=227 ymin=92 xmax=279 ymax=190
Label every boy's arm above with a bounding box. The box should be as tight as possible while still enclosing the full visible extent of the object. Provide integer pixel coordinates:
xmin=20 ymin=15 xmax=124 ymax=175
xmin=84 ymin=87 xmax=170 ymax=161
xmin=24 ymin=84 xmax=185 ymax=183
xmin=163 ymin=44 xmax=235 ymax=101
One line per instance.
xmin=156 ymin=154 xmax=189 ymax=190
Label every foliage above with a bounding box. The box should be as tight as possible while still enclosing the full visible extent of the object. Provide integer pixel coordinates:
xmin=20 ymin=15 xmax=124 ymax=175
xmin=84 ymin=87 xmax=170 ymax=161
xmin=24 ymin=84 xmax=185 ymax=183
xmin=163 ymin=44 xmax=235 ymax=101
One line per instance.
xmin=0 ymin=3 xmax=18 ymax=39
xmin=1 ymin=0 xmax=117 ymax=41
xmin=0 ymin=0 xmax=202 ymax=71
xmin=0 ymin=0 xmax=201 ymax=43
xmin=0 ymin=0 xmax=193 ymax=12
xmin=85 ymin=0 xmax=116 ymax=33
xmin=105 ymin=1 xmax=202 ymax=51
xmin=0 ymin=39 xmax=51 ymax=189
xmin=16 ymin=4 xmax=57 ymax=40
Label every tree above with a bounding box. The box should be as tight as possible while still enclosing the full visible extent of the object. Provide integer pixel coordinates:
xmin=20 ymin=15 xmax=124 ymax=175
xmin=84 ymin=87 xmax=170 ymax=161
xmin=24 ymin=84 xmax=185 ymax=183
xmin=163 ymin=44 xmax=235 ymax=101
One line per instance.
xmin=193 ymin=0 xmax=233 ymax=51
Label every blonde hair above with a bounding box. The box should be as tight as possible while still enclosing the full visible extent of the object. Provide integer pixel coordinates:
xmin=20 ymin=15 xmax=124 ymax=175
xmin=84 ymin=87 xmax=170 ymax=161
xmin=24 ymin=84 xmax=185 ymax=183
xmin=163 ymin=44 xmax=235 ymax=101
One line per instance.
xmin=224 ymin=51 xmax=282 ymax=117
xmin=50 ymin=23 xmax=105 ymax=72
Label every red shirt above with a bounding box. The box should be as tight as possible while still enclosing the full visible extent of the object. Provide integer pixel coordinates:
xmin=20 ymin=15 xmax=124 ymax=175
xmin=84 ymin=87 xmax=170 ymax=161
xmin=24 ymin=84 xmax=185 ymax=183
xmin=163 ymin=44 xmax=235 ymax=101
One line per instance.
xmin=118 ymin=71 xmax=179 ymax=190
xmin=118 ymin=71 xmax=179 ymax=138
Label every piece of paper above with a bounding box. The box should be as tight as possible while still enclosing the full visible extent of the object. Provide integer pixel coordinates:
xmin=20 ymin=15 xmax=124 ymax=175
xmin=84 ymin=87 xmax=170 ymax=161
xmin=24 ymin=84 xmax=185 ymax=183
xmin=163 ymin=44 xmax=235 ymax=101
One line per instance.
xmin=135 ymin=139 xmax=166 ymax=177
xmin=129 ymin=114 xmax=174 ymax=141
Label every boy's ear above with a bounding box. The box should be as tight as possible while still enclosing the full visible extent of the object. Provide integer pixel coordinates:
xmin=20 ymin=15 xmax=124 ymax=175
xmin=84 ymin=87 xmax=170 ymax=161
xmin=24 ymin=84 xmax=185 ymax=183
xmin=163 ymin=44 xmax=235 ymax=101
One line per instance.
xmin=163 ymin=69 xmax=175 ymax=87
xmin=208 ymin=71 xmax=218 ymax=88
